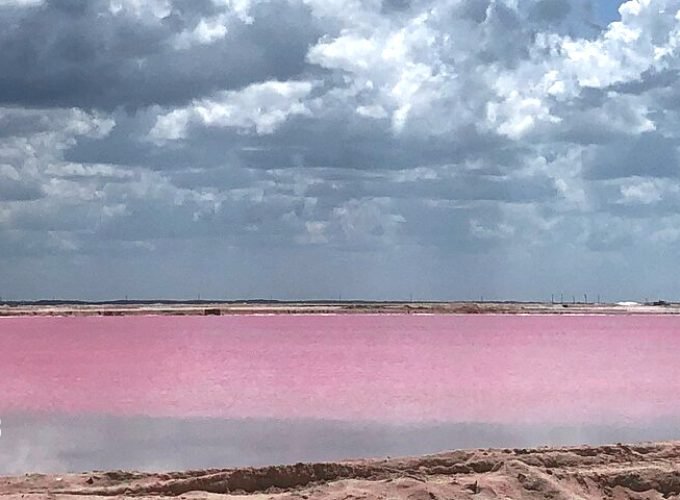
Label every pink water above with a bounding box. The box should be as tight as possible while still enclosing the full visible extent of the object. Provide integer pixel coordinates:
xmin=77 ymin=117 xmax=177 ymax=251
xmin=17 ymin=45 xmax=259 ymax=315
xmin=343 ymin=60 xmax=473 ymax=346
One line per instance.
xmin=1 ymin=314 xmax=679 ymax=425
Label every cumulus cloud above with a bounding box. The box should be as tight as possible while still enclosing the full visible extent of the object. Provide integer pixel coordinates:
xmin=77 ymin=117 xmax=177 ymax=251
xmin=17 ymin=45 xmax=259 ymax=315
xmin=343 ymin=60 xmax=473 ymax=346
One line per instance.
xmin=149 ymin=80 xmax=315 ymax=141
xmin=3 ymin=0 xmax=680 ymax=300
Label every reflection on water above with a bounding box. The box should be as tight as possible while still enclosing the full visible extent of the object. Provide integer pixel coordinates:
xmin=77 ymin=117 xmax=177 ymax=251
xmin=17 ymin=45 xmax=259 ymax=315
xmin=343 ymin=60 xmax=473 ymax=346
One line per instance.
xmin=2 ymin=413 xmax=680 ymax=474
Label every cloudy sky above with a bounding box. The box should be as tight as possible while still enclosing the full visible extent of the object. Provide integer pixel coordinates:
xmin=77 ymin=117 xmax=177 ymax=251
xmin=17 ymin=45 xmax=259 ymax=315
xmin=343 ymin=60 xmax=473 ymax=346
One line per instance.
xmin=2 ymin=0 xmax=680 ymax=302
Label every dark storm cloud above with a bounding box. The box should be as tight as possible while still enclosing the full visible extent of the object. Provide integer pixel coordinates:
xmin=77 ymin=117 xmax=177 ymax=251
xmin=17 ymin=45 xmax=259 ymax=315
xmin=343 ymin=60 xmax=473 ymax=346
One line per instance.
xmin=0 ymin=0 xmax=321 ymax=110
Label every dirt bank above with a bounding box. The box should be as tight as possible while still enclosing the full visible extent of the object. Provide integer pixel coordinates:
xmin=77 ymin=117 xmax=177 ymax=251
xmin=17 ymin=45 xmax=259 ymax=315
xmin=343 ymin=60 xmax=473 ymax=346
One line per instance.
xmin=3 ymin=441 xmax=680 ymax=499
xmin=2 ymin=301 xmax=680 ymax=317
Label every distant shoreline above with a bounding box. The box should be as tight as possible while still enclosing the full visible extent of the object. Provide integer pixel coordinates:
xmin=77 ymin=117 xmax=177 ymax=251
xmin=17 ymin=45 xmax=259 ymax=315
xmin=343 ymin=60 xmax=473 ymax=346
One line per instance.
xmin=2 ymin=301 xmax=680 ymax=317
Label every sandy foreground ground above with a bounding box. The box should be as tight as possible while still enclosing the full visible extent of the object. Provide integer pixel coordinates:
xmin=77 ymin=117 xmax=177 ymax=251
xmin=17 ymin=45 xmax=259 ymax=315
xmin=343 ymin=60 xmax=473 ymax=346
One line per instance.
xmin=2 ymin=301 xmax=680 ymax=316
xmin=2 ymin=441 xmax=680 ymax=499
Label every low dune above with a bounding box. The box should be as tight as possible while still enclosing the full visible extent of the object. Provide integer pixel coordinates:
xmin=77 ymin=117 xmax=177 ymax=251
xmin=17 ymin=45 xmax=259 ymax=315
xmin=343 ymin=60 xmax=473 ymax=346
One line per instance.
xmin=3 ymin=441 xmax=680 ymax=499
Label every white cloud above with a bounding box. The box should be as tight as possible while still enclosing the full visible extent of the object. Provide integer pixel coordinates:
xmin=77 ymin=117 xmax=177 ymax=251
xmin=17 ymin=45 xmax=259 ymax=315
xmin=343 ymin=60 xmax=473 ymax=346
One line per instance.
xmin=0 ymin=0 xmax=43 ymax=6
xmin=486 ymin=91 xmax=560 ymax=140
xmin=173 ymin=15 xmax=229 ymax=49
xmin=619 ymin=179 xmax=666 ymax=204
xmin=356 ymin=104 xmax=388 ymax=119
xmin=211 ymin=0 xmax=263 ymax=23
xmin=108 ymin=0 xmax=171 ymax=19
xmin=149 ymin=80 xmax=315 ymax=141
xmin=307 ymin=9 xmax=458 ymax=134
xmin=298 ymin=220 xmax=328 ymax=244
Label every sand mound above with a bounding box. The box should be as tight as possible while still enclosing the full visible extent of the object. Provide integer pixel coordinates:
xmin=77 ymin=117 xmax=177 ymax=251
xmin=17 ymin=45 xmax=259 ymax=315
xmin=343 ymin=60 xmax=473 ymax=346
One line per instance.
xmin=3 ymin=441 xmax=680 ymax=499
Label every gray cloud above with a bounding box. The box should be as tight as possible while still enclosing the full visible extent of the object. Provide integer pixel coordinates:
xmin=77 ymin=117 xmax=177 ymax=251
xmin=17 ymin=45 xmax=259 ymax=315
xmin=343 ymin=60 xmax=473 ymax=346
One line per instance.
xmin=4 ymin=0 xmax=680 ymax=301
xmin=0 ymin=0 xmax=321 ymax=110
xmin=529 ymin=0 xmax=572 ymax=23
xmin=0 ymin=178 xmax=44 ymax=201
xmin=584 ymin=134 xmax=680 ymax=180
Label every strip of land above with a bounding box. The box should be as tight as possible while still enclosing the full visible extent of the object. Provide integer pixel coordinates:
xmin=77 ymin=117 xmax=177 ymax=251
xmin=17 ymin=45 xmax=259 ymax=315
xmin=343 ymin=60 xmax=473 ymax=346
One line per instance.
xmin=1 ymin=300 xmax=680 ymax=317
xmin=2 ymin=441 xmax=680 ymax=499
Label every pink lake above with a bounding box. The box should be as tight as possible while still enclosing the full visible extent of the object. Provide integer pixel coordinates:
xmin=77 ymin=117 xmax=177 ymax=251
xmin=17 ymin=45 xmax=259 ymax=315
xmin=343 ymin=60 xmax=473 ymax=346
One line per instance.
xmin=1 ymin=314 xmax=680 ymax=425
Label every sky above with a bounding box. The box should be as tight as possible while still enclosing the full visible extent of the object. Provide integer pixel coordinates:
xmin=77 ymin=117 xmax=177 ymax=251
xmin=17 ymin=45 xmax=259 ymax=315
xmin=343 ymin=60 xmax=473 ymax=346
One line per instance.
xmin=596 ymin=0 xmax=626 ymax=23
xmin=3 ymin=0 xmax=680 ymax=302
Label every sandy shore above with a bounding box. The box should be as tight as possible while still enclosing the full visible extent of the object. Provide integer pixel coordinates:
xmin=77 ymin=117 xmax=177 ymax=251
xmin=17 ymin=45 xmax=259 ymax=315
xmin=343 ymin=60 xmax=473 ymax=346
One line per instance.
xmin=2 ymin=301 xmax=680 ymax=317
xmin=2 ymin=441 xmax=680 ymax=499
